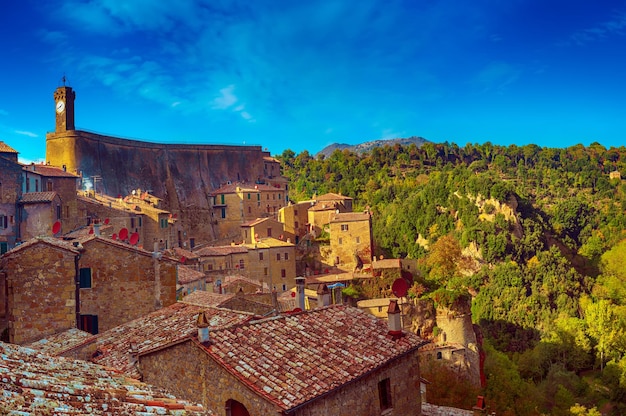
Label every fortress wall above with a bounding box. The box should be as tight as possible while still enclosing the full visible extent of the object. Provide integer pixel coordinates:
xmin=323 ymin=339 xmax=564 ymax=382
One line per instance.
xmin=46 ymin=130 xmax=271 ymax=244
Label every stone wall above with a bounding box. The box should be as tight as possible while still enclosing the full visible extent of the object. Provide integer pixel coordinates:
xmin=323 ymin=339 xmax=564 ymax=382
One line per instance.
xmin=139 ymin=339 xmax=422 ymax=416
xmin=20 ymin=194 xmax=62 ymax=240
xmin=78 ymin=238 xmax=177 ymax=333
xmin=46 ymin=130 xmax=276 ymax=245
xmin=3 ymin=242 xmax=78 ymax=344
xmin=0 ymin=156 xmax=22 ymax=249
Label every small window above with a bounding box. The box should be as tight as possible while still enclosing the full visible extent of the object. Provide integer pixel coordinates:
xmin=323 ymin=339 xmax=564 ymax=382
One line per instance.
xmin=190 ymin=238 xmax=195 ymax=249
xmin=295 ymin=221 xmax=299 ymax=229
xmin=35 ymin=179 xmax=39 ymax=192
xmin=341 ymin=224 xmax=349 ymax=231
xmin=79 ymin=268 xmax=92 ymax=288
xmin=239 ymin=259 xmax=245 ymax=270
xmin=282 ymin=284 xmax=287 ymax=291
xmin=80 ymin=314 xmax=99 ymax=335
xmin=356 ymin=236 xmax=360 ymax=244
xmin=221 ymin=208 xmax=226 ymax=219
xmin=207 ymin=264 xmax=213 ymax=271
xmin=267 ymin=228 xmax=272 ymax=237
xmin=338 ymin=238 xmax=342 ymax=245
xmin=0 ymin=215 xmax=8 ymax=229
xmin=131 ymin=218 xmax=135 ymax=229
xmin=264 ymin=267 xmax=268 ymax=276
xmin=248 ymin=206 xmax=251 ymax=214
xmin=285 ymin=252 xmax=289 ymax=260
xmin=220 ymin=194 xmax=225 ymax=204
xmin=47 ymin=181 xmax=53 ymax=191
xmin=378 ymin=378 xmax=392 ymax=410
xmin=56 ymin=205 xmax=61 ymax=220
xmin=257 ymin=194 xmax=260 ymax=201
xmin=259 ymin=252 xmax=264 ymax=261
xmin=160 ymin=218 xmax=169 ymax=228
xmin=294 ymin=210 xmax=298 ymax=216
xmin=247 ymin=193 xmax=251 ymax=199
xmin=276 ymin=253 xmax=281 ymax=261
xmin=281 ymin=269 xmax=286 ymax=278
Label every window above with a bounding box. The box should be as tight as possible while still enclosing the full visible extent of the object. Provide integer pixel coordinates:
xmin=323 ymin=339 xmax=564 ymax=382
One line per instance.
xmin=294 ymin=209 xmax=298 ymax=216
xmin=259 ymin=252 xmax=264 ymax=261
xmin=282 ymin=284 xmax=286 ymax=291
xmin=56 ymin=205 xmax=61 ymax=220
xmin=79 ymin=268 xmax=92 ymax=288
xmin=378 ymin=378 xmax=392 ymax=411
xmin=281 ymin=269 xmax=286 ymax=278
xmin=267 ymin=228 xmax=272 ymax=237
xmin=207 ymin=264 xmax=213 ymax=271
xmin=264 ymin=267 xmax=268 ymax=276
xmin=139 ymin=217 xmax=142 ymax=227
xmin=190 ymin=238 xmax=195 ymax=249
xmin=356 ymin=236 xmax=360 ymax=244
xmin=338 ymin=238 xmax=342 ymax=245
xmin=284 ymin=252 xmax=289 ymax=260
xmin=247 ymin=193 xmax=251 ymax=199
xmin=0 ymin=242 xmax=7 ymax=254
xmin=257 ymin=194 xmax=260 ymax=201
xmin=276 ymin=253 xmax=281 ymax=261
xmin=221 ymin=208 xmax=226 ymax=218
xmin=248 ymin=206 xmax=251 ymax=214
xmin=220 ymin=194 xmax=225 ymax=204
xmin=160 ymin=218 xmax=169 ymax=228
xmin=239 ymin=259 xmax=245 ymax=270
xmin=65 ymin=205 xmax=70 ymax=218
xmin=79 ymin=314 xmax=99 ymax=335
xmin=0 ymin=215 xmax=7 ymax=229
xmin=295 ymin=221 xmax=299 ymax=229
xmin=47 ymin=181 xmax=53 ymax=191
xmin=341 ymin=224 xmax=349 ymax=231
xmin=131 ymin=218 xmax=135 ymax=229
xmin=35 ymin=179 xmax=39 ymax=192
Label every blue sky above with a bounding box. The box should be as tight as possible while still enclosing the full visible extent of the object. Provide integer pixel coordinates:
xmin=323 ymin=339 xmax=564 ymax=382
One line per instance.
xmin=2 ymin=0 xmax=626 ymax=163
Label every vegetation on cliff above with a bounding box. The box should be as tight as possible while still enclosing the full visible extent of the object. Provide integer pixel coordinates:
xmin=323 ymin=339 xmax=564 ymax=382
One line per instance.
xmin=278 ymin=141 xmax=626 ymax=415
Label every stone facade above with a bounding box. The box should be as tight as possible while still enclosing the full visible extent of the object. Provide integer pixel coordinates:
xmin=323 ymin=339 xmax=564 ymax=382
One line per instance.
xmin=0 ymin=152 xmax=22 ymax=252
xmin=240 ymin=217 xmax=285 ymax=244
xmin=78 ymin=237 xmax=178 ymax=333
xmin=242 ymin=238 xmax=296 ymax=293
xmin=328 ymin=212 xmax=373 ymax=270
xmin=278 ymin=201 xmax=311 ymax=243
xmin=2 ymin=238 xmax=79 ymax=344
xmin=19 ymin=192 xmax=63 ymax=239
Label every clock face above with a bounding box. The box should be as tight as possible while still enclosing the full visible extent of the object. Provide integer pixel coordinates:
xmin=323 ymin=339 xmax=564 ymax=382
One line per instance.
xmin=56 ymin=100 xmax=65 ymax=114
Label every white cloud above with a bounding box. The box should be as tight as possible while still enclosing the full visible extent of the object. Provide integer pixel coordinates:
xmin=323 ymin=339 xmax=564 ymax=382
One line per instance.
xmin=211 ymin=85 xmax=238 ymax=109
xmin=14 ymin=130 xmax=38 ymax=138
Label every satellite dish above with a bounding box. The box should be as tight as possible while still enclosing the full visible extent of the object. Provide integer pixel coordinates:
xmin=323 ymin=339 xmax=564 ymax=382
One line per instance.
xmin=180 ymin=256 xmax=186 ymax=263
xmin=392 ymin=278 xmax=409 ymax=298
xmin=119 ymin=228 xmax=129 ymax=240
xmin=52 ymin=221 xmax=61 ymax=234
xmin=104 ymin=218 xmax=110 ymax=225
xmin=112 ymin=233 xmax=117 ymax=240
xmin=129 ymin=232 xmax=139 ymax=245
xmin=88 ymin=227 xmax=94 ymax=234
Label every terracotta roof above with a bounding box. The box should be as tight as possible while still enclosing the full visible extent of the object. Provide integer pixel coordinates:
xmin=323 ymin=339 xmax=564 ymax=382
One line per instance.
xmin=180 ymin=290 xmax=235 ymax=307
xmin=330 ymin=212 xmax=371 ymax=223
xmin=242 ymin=237 xmax=294 ymax=249
xmin=372 ymin=259 xmax=402 ymax=269
xmin=0 ymin=341 xmax=210 ymax=415
xmin=178 ymin=265 xmax=206 ymax=285
xmin=19 ymin=191 xmax=59 ymax=204
xmin=221 ymin=274 xmax=263 ymax=290
xmin=82 ymin=302 xmax=252 ymax=378
xmin=308 ymin=202 xmax=339 ymax=212
xmin=0 ymin=141 xmax=18 ymax=153
xmin=26 ymin=328 xmax=93 ymax=356
xmin=167 ymin=246 xmax=199 ymax=260
xmin=22 ymin=164 xmax=79 ymax=177
xmin=200 ymin=305 xmax=427 ymax=411
xmin=194 ymin=245 xmax=249 ymax=256
xmin=315 ymin=192 xmax=352 ymax=201
xmin=241 ymin=217 xmax=276 ymax=227
xmin=3 ymin=236 xmax=79 ymax=256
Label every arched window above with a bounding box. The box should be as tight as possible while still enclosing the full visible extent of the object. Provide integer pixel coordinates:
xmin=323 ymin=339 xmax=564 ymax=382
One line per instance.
xmin=225 ymin=399 xmax=250 ymax=416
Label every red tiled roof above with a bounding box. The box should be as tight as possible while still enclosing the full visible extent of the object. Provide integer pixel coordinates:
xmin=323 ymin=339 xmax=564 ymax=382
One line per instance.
xmin=0 ymin=341 xmax=211 ymax=415
xmin=194 ymin=245 xmax=249 ymax=256
xmin=221 ymin=274 xmax=263 ymax=289
xmin=178 ymin=265 xmax=206 ymax=285
xmin=180 ymin=290 xmax=235 ymax=307
xmin=82 ymin=302 xmax=251 ymax=378
xmin=0 ymin=141 xmax=18 ymax=153
xmin=22 ymin=164 xmax=78 ymax=177
xmin=330 ymin=212 xmax=370 ymax=223
xmin=26 ymin=328 xmax=93 ymax=356
xmin=20 ymin=191 xmax=58 ymax=203
xmin=201 ymin=305 xmax=427 ymax=411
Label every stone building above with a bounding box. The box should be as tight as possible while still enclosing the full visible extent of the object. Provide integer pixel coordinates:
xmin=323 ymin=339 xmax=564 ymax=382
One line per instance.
xmin=209 ymin=183 xmax=288 ymax=239
xmin=18 ymin=191 xmax=63 ymax=239
xmin=1 ymin=234 xmax=179 ymax=343
xmin=136 ymin=303 xmax=427 ymax=416
xmin=240 ymin=217 xmax=285 ymax=244
xmin=22 ymin=163 xmax=80 ymax=233
xmin=277 ymin=200 xmax=312 ymax=243
xmin=0 ymin=143 xmax=22 ymax=253
xmin=329 ymin=211 xmax=373 ymax=270
xmin=241 ymin=237 xmax=296 ymax=293
xmin=195 ymin=244 xmax=250 ymax=275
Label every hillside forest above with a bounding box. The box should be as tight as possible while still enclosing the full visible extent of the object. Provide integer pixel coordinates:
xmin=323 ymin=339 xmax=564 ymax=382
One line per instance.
xmin=277 ymin=141 xmax=626 ymax=416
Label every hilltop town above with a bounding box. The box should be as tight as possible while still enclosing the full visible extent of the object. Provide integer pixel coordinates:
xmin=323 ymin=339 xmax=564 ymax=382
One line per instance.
xmin=0 ymin=86 xmax=485 ymax=415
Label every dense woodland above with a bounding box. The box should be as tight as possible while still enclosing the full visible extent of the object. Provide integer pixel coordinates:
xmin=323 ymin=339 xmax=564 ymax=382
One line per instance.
xmin=277 ymin=141 xmax=626 ymax=416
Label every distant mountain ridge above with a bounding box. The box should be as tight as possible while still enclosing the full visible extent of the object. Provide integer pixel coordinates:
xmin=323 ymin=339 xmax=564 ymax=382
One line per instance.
xmin=316 ymin=136 xmax=429 ymax=158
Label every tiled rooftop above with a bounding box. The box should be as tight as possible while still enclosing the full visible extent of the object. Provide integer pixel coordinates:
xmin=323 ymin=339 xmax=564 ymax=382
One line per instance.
xmin=19 ymin=191 xmax=58 ymax=203
xmin=315 ymin=192 xmax=352 ymax=201
xmin=193 ymin=245 xmax=249 ymax=256
xmin=3 ymin=236 xmax=80 ymax=256
xmin=330 ymin=211 xmax=371 ymax=223
xmin=79 ymin=302 xmax=252 ymax=378
xmin=23 ymin=163 xmax=78 ymax=177
xmin=0 ymin=141 xmax=18 ymax=153
xmin=180 ymin=290 xmax=235 ymax=308
xmin=26 ymin=328 xmax=93 ymax=356
xmin=0 ymin=341 xmax=211 ymax=415
xmin=177 ymin=265 xmax=206 ymax=285
xmin=201 ymin=305 xmax=427 ymax=411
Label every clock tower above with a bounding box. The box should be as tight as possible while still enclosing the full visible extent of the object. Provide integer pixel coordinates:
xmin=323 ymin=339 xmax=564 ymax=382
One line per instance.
xmin=53 ymin=85 xmax=76 ymax=132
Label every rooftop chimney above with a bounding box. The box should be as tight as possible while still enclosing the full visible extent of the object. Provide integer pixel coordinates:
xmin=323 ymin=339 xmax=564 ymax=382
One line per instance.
xmin=316 ymin=284 xmax=330 ymax=307
xmin=387 ymin=299 xmax=403 ymax=337
xmin=93 ymin=222 xmax=101 ymax=236
xmin=128 ymin=340 xmax=139 ymax=367
xmin=295 ymin=276 xmax=306 ymax=310
xmin=197 ymin=311 xmax=210 ymax=344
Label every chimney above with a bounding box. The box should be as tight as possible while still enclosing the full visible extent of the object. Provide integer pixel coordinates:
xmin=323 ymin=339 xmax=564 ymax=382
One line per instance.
xmin=197 ymin=311 xmax=210 ymax=344
xmin=128 ymin=340 xmax=139 ymax=366
xmin=93 ymin=222 xmax=101 ymax=236
xmin=295 ymin=276 xmax=306 ymax=310
xmin=316 ymin=284 xmax=330 ymax=307
xmin=387 ymin=299 xmax=403 ymax=336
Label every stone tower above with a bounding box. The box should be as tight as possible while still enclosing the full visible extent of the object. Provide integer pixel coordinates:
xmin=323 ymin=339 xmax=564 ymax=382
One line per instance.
xmin=53 ymin=85 xmax=76 ymax=132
